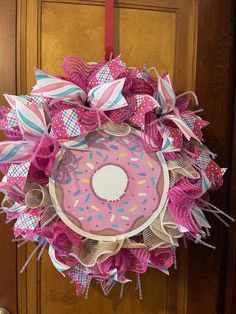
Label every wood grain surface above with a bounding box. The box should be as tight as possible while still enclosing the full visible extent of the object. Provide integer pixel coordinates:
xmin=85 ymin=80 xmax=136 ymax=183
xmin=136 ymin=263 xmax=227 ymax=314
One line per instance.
xmin=0 ymin=0 xmax=235 ymax=313
xmin=187 ymin=0 xmax=235 ymax=313
xmin=0 ymin=0 xmax=17 ymax=313
xmin=17 ymin=1 xmax=197 ymax=313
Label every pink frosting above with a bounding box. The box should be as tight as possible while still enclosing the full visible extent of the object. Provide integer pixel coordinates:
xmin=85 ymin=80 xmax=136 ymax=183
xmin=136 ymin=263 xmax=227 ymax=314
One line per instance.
xmin=54 ymin=131 xmax=165 ymax=236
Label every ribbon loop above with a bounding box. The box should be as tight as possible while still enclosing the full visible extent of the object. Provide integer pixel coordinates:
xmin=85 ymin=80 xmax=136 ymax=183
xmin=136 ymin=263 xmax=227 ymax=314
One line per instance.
xmin=24 ymin=183 xmax=52 ymax=209
xmin=105 ymin=0 xmax=114 ymax=61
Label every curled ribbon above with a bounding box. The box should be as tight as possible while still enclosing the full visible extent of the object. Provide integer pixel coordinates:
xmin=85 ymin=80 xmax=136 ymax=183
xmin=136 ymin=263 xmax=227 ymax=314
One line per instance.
xmin=143 ymin=205 xmax=182 ymax=249
xmin=128 ymin=66 xmax=206 ymax=153
xmin=89 ymin=246 xmax=175 ymax=283
xmin=167 ymin=156 xmax=200 ymax=187
xmin=71 ymin=238 xmax=124 ymax=267
xmin=142 ymin=106 xmax=202 ymax=153
xmin=24 ymin=182 xmax=51 ymax=209
xmin=64 ymin=208 xmax=180 ymax=269
xmin=0 ymin=95 xmax=88 ymax=192
xmin=24 ymin=183 xmax=58 ymax=227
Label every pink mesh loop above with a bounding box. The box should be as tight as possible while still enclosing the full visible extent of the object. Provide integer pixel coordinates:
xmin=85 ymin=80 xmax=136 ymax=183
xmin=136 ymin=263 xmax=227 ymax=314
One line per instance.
xmin=141 ymin=112 xmax=163 ymax=152
xmin=31 ymin=135 xmax=59 ymax=176
xmin=149 ymin=247 xmax=175 ymax=269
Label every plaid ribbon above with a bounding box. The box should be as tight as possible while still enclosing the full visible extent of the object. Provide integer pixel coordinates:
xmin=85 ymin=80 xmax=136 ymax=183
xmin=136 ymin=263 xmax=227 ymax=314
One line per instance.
xmin=62 ymin=109 xmax=81 ymax=137
xmin=66 ymin=264 xmax=91 ymax=294
xmin=88 ymin=55 xmax=129 ymax=89
xmin=14 ymin=210 xmax=40 ymax=238
xmin=6 ymin=161 xmax=31 ymax=189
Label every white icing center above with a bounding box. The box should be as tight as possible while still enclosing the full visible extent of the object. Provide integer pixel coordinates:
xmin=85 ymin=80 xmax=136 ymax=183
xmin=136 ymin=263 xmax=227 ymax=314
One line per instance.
xmin=92 ymin=164 xmax=128 ymax=201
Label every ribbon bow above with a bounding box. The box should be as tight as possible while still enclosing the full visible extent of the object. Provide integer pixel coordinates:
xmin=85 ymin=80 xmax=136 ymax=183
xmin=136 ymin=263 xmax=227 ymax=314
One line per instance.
xmin=129 ymin=68 xmax=208 ymax=153
xmin=31 ymin=56 xmax=131 ymax=139
xmin=0 ymin=95 xmax=88 ymax=192
xmin=31 ymin=55 xmax=161 ymax=139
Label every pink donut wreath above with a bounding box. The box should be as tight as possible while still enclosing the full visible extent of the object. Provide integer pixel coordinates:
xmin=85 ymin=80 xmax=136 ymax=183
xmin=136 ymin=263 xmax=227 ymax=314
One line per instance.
xmin=0 ymin=55 xmax=233 ymax=297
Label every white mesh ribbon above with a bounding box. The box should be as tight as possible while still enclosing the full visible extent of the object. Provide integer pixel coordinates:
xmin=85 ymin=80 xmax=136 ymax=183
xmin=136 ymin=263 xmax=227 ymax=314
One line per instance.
xmin=143 ymin=207 xmax=182 ymax=249
xmin=167 ymin=156 xmax=200 ymax=187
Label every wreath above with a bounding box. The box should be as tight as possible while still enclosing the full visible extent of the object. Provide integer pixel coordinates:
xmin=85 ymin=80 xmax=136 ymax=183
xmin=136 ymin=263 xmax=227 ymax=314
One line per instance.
xmin=0 ymin=55 xmax=232 ymax=297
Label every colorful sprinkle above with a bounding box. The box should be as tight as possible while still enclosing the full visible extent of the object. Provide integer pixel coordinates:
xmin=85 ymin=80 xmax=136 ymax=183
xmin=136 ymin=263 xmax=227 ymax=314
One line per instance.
xmin=122 ymin=138 xmax=129 ymax=144
xmin=77 ymin=207 xmax=84 ymax=212
xmin=130 ymin=145 xmax=139 ymax=151
xmin=116 ymin=208 xmax=125 ymax=212
xmin=138 ymin=172 xmax=147 ymax=176
xmin=112 ymin=224 xmax=119 ymax=228
xmin=108 ymin=203 xmax=112 ymax=210
xmin=122 ymin=201 xmax=129 ymax=205
xmin=110 ymin=144 xmax=119 ymax=150
xmin=97 ymin=213 xmax=104 ymax=220
xmin=65 ymin=177 xmax=73 ymax=184
xmin=140 ymin=152 xmax=144 ymax=158
xmin=89 ymin=151 xmax=93 ymax=159
xmin=74 ymin=200 xmax=79 ymax=207
xmin=86 ymin=162 xmax=94 ymax=170
xmin=96 ymin=150 xmax=102 ymax=157
xmin=91 ymin=205 xmax=100 ymax=212
xmin=87 ymin=216 xmax=92 ymax=222
xmin=138 ymin=192 xmax=147 ymax=196
xmin=119 ymin=153 xmax=128 ymax=157
xmin=85 ymin=193 xmax=91 ymax=202
xmin=73 ymin=189 xmax=81 ymax=196
xmin=121 ymin=216 xmax=129 ymax=220
xmin=104 ymin=155 xmax=109 ymax=162
xmin=142 ymin=199 xmax=148 ymax=205
xmin=74 ymin=171 xmax=83 ymax=175
xmin=82 ymin=178 xmax=90 ymax=184
xmin=78 ymin=217 xmax=84 ymax=221
xmin=110 ymin=214 xmax=115 ymax=222
xmin=131 ymin=163 xmax=140 ymax=169
xmin=151 ymin=176 xmax=155 ymax=186
xmin=138 ymin=179 xmax=146 ymax=185
xmin=147 ymin=160 xmax=154 ymax=168
xmin=129 ymin=206 xmax=137 ymax=212
xmin=131 ymin=157 xmax=139 ymax=161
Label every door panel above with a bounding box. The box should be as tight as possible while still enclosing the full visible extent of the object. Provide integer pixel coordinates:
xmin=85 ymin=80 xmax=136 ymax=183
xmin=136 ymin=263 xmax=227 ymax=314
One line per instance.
xmin=41 ymin=2 xmax=176 ymax=77
xmin=0 ymin=0 xmax=229 ymax=314
xmin=0 ymin=1 xmax=17 ymax=313
xmin=17 ymin=0 xmax=198 ymax=313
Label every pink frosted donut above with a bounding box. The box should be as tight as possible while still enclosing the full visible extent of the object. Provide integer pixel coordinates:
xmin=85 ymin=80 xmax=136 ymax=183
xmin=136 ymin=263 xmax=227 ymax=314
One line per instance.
xmin=51 ymin=130 xmax=168 ymax=240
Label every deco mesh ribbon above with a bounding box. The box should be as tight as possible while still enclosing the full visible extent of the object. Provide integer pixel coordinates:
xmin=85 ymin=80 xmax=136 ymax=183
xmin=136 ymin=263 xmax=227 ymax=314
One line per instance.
xmin=0 ymin=55 xmax=233 ymax=297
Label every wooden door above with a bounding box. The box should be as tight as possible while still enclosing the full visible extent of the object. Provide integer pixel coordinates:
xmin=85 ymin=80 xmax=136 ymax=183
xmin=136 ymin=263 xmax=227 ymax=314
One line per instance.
xmin=17 ymin=1 xmax=197 ymax=313
xmin=0 ymin=0 xmax=234 ymax=313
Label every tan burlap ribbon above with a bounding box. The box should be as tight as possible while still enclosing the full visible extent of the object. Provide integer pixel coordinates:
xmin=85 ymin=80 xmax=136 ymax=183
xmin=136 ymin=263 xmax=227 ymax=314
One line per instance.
xmin=143 ymin=206 xmax=182 ymax=249
xmin=24 ymin=182 xmax=52 ymax=208
xmin=70 ymin=238 xmax=124 ymax=267
xmin=1 ymin=195 xmax=15 ymax=209
xmin=167 ymin=157 xmax=200 ymax=187
xmin=19 ymin=181 xmax=183 ymax=266
xmin=24 ymin=183 xmax=58 ymax=226
xmin=40 ymin=205 xmax=58 ymax=227
xmin=69 ymin=237 xmax=148 ymax=267
xmin=68 ymin=205 xmax=182 ymax=267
